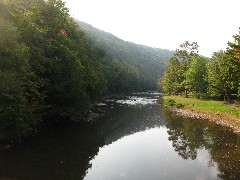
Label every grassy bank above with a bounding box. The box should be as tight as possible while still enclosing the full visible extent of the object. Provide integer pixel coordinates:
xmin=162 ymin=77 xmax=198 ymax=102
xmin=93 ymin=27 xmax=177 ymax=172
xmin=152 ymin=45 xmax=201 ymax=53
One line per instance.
xmin=161 ymin=96 xmax=240 ymax=133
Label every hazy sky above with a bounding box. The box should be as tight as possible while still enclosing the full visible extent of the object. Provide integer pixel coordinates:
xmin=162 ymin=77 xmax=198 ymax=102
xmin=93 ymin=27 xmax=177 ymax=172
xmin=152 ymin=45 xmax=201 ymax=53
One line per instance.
xmin=63 ymin=0 xmax=240 ymax=57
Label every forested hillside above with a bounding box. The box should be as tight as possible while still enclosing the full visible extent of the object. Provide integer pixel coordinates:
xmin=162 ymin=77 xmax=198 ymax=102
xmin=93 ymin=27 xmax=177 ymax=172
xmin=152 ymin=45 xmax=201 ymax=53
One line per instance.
xmin=77 ymin=21 xmax=173 ymax=90
xmin=0 ymin=0 xmax=172 ymax=141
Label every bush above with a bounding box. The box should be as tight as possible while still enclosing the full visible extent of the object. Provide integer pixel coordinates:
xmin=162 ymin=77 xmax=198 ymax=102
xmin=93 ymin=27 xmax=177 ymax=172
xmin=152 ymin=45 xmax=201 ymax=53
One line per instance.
xmin=176 ymin=103 xmax=184 ymax=108
xmin=165 ymin=99 xmax=176 ymax=106
xmin=157 ymin=97 xmax=165 ymax=104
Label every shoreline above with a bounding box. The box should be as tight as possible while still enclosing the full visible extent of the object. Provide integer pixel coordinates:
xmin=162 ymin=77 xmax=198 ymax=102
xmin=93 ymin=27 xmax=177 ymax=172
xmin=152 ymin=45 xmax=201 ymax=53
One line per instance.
xmin=165 ymin=106 xmax=240 ymax=134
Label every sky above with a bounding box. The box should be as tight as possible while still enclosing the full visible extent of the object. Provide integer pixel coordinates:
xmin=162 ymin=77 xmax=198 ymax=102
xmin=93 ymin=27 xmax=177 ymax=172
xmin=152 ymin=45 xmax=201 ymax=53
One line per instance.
xmin=63 ymin=0 xmax=240 ymax=57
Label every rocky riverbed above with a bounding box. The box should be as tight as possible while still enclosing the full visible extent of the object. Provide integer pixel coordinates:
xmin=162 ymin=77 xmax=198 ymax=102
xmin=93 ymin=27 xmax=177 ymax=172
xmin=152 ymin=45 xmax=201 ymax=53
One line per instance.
xmin=166 ymin=106 xmax=240 ymax=134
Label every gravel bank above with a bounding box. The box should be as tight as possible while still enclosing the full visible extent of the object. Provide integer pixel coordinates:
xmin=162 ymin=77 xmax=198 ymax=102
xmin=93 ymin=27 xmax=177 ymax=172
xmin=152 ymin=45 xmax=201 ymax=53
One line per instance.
xmin=166 ymin=106 xmax=240 ymax=134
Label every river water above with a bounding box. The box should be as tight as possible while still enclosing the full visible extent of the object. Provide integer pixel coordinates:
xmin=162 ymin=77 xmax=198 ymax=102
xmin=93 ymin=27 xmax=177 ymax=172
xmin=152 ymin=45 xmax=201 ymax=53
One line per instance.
xmin=0 ymin=93 xmax=239 ymax=180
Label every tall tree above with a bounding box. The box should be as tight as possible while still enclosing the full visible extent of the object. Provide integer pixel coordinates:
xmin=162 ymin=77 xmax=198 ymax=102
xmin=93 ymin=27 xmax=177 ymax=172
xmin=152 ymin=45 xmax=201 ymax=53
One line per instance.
xmin=7 ymin=0 xmax=92 ymax=119
xmin=207 ymin=51 xmax=237 ymax=102
xmin=159 ymin=41 xmax=199 ymax=96
xmin=0 ymin=16 xmax=43 ymax=140
xmin=159 ymin=57 xmax=183 ymax=95
xmin=185 ymin=55 xmax=208 ymax=99
xmin=226 ymin=29 xmax=240 ymax=99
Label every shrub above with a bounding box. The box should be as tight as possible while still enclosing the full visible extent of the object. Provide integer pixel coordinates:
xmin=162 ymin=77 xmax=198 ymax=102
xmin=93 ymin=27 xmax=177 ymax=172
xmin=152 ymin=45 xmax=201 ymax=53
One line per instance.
xmin=158 ymin=97 xmax=165 ymax=104
xmin=176 ymin=103 xmax=184 ymax=108
xmin=165 ymin=99 xmax=176 ymax=106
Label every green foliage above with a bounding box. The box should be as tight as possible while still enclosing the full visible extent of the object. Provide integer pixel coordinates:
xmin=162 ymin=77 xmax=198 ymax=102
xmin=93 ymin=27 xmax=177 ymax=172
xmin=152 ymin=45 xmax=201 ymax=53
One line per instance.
xmin=0 ymin=16 xmax=43 ymax=141
xmin=226 ymin=29 xmax=240 ymax=99
xmin=163 ymin=96 xmax=240 ymax=118
xmin=0 ymin=0 xmax=93 ymax=140
xmin=160 ymin=37 xmax=240 ymax=103
xmin=1 ymin=0 xmax=172 ymax=141
xmin=175 ymin=103 xmax=185 ymax=108
xmin=159 ymin=96 xmax=184 ymax=108
xmin=158 ymin=56 xmax=183 ymax=95
xmin=207 ymin=51 xmax=238 ymax=101
xmin=77 ymin=21 xmax=173 ymax=91
xmin=165 ymin=99 xmax=176 ymax=107
xmin=157 ymin=97 xmax=164 ymax=104
xmin=185 ymin=55 xmax=208 ymax=98
xmin=6 ymin=0 xmax=92 ymax=119
xmin=159 ymin=41 xmax=199 ymax=96
xmin=1 ymin=0 xmax=239 ymax=142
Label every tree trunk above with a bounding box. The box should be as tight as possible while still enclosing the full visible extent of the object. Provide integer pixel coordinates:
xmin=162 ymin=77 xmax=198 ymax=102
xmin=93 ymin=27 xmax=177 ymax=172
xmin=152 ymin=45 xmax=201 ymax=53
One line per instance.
xmin=185 ymin=89 xmax=188 ymax=98
xmin=223 ymin=84 xmax=230 ymax=103
xmin=196 ymin=92 xmax=200 ymax=99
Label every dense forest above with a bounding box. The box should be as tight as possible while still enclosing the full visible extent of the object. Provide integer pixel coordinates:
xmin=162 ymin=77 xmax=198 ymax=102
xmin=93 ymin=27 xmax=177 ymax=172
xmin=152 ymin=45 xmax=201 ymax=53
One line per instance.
xmin=159 ymin=40 xmax=240 ymax=102
xmin=77 ymin=21 xmax=173 ymax=90
xmin=0 ymin=0 xmax=170 ymax=141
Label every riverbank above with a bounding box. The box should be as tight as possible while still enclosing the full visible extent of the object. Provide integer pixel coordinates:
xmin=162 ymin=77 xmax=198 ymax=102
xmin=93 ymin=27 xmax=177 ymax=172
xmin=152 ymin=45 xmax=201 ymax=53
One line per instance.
xmin=161 ymin=96 xmax=240 ymax=133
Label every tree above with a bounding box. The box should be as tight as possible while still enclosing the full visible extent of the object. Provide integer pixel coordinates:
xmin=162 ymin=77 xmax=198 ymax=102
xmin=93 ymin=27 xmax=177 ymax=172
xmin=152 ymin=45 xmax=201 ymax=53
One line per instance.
xmin=0 ymin=16 xmax=43 ymax=141
xmin=226 ymin=29 xmax=240 ymax=99
xmin=159 ymin=41 xmax=199 ymax=97
xmin=207 ymin=51 xmax=237 ymax=102
xmin=159 ymin=57 xmax=183 ymax=95
xmin=185 ymin=55 xmax=208 ymax=99
xmin=7 ymin=0 xmax=93 ymax=120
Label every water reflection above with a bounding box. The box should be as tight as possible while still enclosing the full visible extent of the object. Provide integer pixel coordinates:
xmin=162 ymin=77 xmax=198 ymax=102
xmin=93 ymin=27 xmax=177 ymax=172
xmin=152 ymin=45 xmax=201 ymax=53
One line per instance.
xmin=0 ymin=93 xmax=239 ymax=179
xmin=0 ymin=123 xmax=105 ymax=179
xmin=85 ymin=128 xmax=220 ymax=180
xmin=102 ymin=105 xmax=165 ymax=145
xmin=163 ymin=108 xmax=240 ymax=179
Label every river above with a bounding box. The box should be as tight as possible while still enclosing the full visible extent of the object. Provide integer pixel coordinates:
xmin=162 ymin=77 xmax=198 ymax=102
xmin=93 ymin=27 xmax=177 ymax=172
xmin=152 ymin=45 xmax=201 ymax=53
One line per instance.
xmin=0 ymin=92 xmax=239 ymax=180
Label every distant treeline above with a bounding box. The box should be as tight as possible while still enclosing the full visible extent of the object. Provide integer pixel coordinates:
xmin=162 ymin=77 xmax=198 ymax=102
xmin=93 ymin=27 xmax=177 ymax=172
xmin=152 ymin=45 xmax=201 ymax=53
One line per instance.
xmin=0 ymin=0 xmax=170 ymax=141
xmin=159 ymin=40 xmax=240 ymax=102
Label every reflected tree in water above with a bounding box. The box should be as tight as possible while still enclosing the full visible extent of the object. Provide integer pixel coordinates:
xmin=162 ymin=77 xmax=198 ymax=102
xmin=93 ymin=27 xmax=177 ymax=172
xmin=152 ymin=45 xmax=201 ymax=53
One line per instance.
xmin=206 ymin=127 xmax=240 ymax=179
xmin=163 ymin=108 xmax=240 ymax=179
xmin=164 ymin=109 xmax=205 ymax=160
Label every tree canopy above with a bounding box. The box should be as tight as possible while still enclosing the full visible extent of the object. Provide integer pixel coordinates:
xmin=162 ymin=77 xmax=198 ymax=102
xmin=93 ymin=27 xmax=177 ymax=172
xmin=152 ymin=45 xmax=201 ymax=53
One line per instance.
xmin=159 ymin=37 xmax=240 ymax=101
xmin=0 ymin=0 xmax=170 ymax=141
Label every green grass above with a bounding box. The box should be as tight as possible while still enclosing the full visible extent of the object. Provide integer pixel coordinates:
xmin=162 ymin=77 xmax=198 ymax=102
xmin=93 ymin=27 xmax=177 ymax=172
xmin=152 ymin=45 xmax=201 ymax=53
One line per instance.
xmin=162 ymin=96 xmax=240 ymax=118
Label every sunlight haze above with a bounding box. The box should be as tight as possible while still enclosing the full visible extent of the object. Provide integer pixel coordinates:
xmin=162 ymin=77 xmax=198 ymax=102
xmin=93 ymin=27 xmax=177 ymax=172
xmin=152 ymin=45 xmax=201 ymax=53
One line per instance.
xmin=64 ymin=0 xmax=240 ymax=57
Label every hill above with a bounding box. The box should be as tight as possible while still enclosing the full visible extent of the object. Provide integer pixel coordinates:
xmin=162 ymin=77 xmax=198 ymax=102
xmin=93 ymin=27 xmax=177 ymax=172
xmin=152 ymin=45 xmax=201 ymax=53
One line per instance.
xmin=76 ymin=21 xmax=173 ymax=90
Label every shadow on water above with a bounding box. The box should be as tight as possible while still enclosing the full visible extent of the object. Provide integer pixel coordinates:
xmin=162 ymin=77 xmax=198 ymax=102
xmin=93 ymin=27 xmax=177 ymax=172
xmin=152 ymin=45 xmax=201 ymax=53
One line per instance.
xmin=0 ymin=93 xmax=164 ymax=180
xmin=0 ymin=92 xmax=239 ymax=179
xmin=0 ymin=122 xmax=105 ymax=179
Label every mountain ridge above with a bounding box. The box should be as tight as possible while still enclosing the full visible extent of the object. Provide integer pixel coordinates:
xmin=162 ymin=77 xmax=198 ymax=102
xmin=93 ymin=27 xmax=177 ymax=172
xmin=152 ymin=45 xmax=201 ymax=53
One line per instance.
xmin=76 ymin=20 xmax=173 ymax=90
